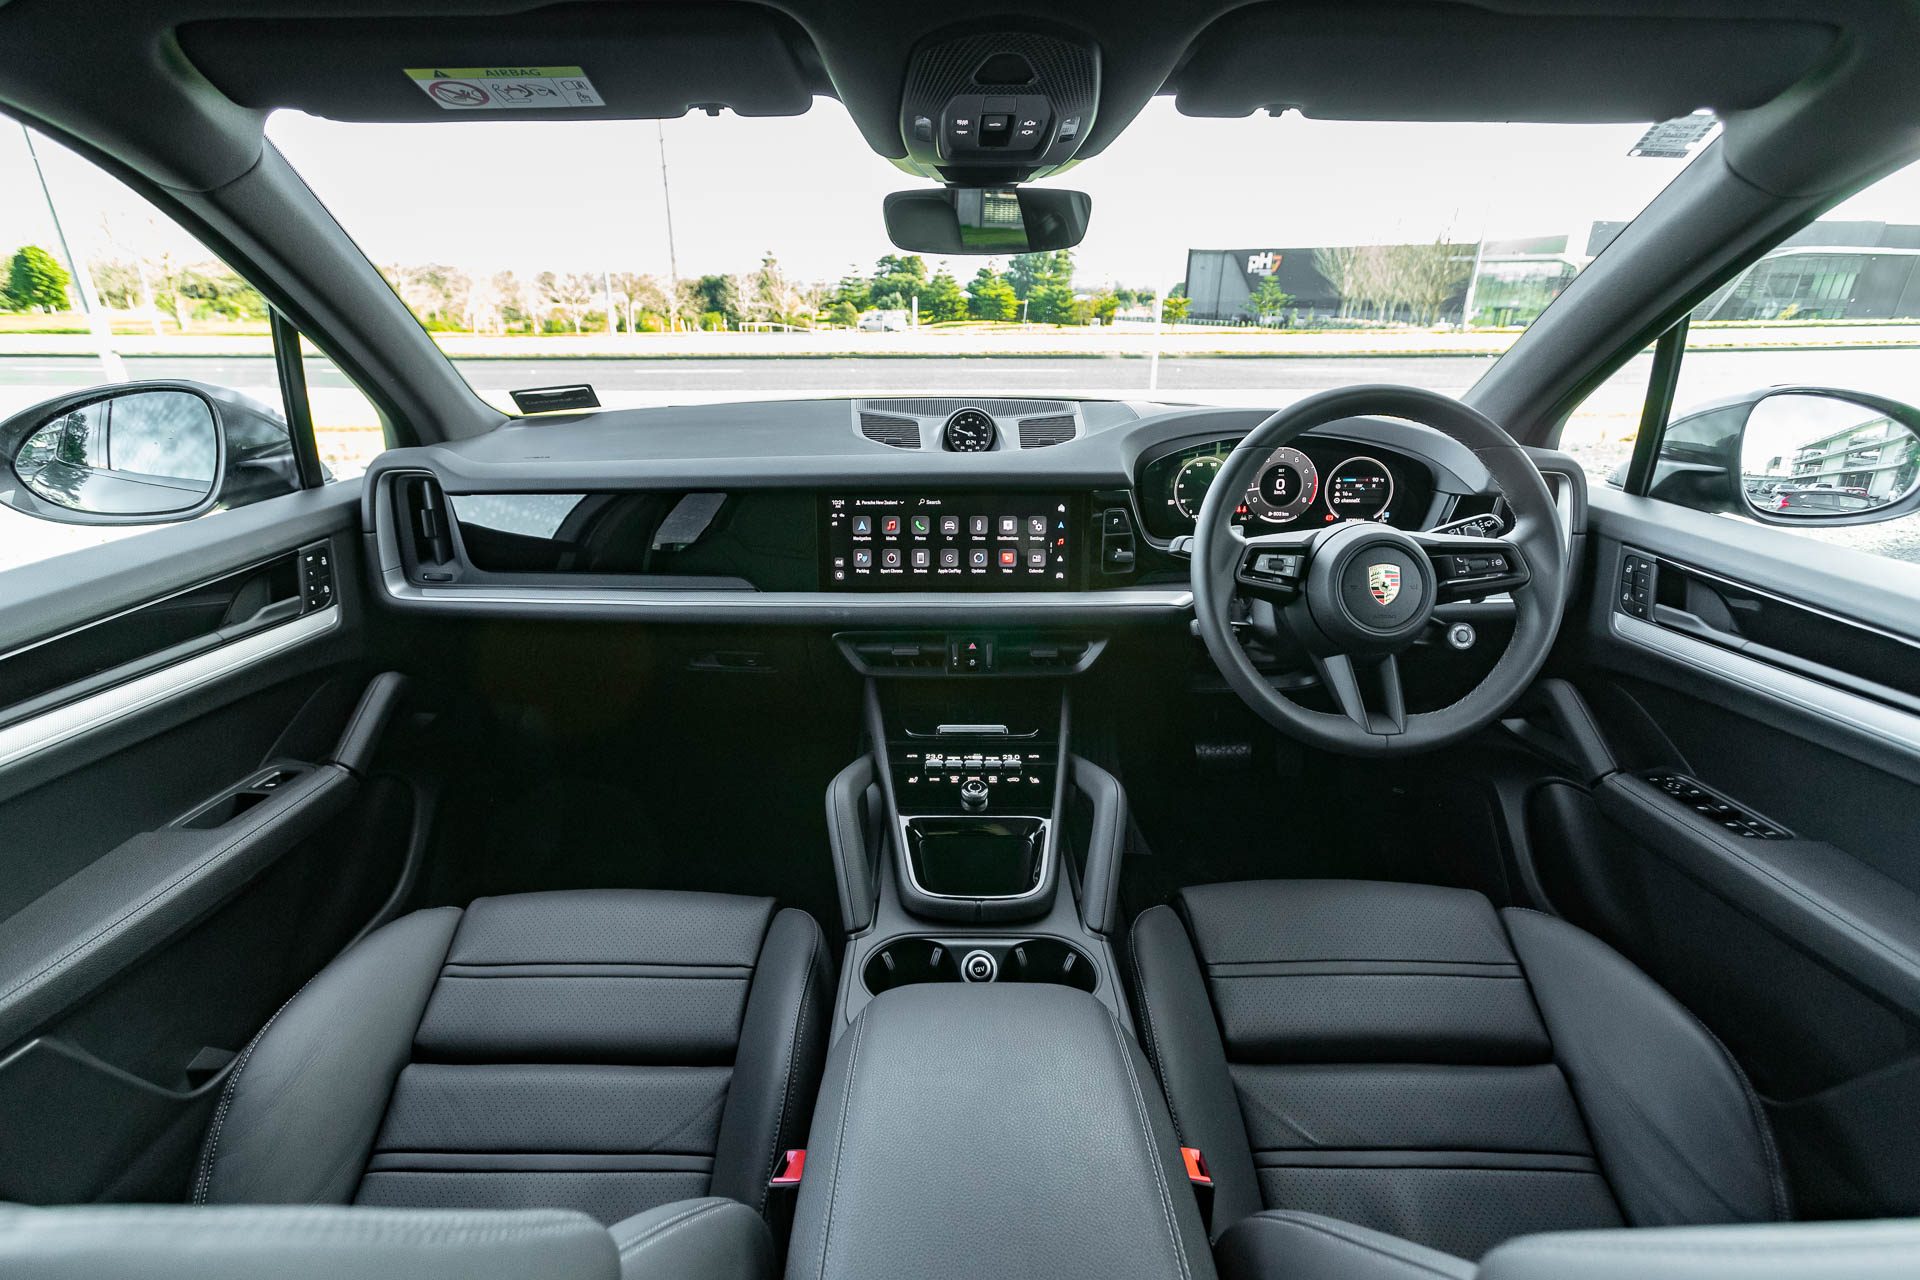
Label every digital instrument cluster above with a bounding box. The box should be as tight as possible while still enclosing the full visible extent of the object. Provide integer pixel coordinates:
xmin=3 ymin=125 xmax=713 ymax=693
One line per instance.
xmin=822 ymin=493 xmax=1076 ymax=591
xmin=1138 ymin=438 xmax=1426 ymax=539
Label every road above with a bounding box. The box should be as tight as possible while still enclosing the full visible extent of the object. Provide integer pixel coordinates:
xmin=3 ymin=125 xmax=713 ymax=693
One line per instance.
xmin=1 ymin=345 xmax=1911 ymax=405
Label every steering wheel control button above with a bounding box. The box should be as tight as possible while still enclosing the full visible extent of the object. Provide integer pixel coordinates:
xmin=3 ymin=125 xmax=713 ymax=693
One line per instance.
xmin=960 ymin=949 xmax=998 ymax=983
xmin=1446 ymin=622 xmax=1477 ymax=651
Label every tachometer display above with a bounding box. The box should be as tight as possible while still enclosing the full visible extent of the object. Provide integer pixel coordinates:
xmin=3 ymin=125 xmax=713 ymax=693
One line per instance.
xmin=1327 ymin=456 xmax=1395 ymax=521
xmin=1244 ymin=446 xmax=1319 ymax=524
xmin=1172 ymin=454 xmax=1224 ymax=520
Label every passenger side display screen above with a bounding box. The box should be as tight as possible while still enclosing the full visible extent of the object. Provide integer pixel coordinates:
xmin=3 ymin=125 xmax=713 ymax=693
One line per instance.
xmin=822 ymin=494 xmax=1075 ymax=591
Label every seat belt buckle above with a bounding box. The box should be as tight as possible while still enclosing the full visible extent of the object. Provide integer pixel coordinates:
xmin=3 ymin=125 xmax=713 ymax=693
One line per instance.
xmin=1181 ymin=1146 xmax=1214 ymax=1229
xmin=770 ymin=1149 xmax=806 ymax=1188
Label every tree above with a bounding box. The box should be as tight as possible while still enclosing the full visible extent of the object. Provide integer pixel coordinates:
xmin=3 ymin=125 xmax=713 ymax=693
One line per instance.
xmin=538 ymin=271 xmax=599 ymax=334
xmin=691 ymin=274 xmax=742 ymax=326
xmin=608 ymin=271 xmax=669 ymax=332
xmin=922 ymin=269 xmax=967 ymax=322
xmin=1162 ymin=294 xmax=1190 ymax=323
xmin=1091 ymin=291 xmax=1121 ymax=324
xmin=826 ymin=299 xmax=859 ymax=328
xmin=1247 ymin=276 xmax=1293 ymax=324
xmin=869 ymin=254 xmax=929 ymax=315
xmin=749 ymin=251 xmax=806 ymax=325
xmin=1007 ymin=250 xmax=1075 ymax=321
xmin=1394 ymin=238 xmax=1473 ymax=326
xmin=6 ymin=245 xmax=71 ymax=311
xmin=967 ymin=266 xmax=1018 ymax=321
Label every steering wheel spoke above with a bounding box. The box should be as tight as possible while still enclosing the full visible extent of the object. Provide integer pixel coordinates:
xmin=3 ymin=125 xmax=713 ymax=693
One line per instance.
xmin=1233 ymin=527 xmax=1318 ymax=602
xmin=1312 ymin=652 xmax=1407 ymax=736
xmin=1413 ymin=532 xmax=1531 ymax=602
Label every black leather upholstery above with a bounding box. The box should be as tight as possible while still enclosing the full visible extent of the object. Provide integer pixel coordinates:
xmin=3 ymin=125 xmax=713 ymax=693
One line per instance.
xmin=0 ymin=1200 xmax=777 ymax=1280
xmin=1130 ymin=880 xmax=1784 ymax=1260
xmin=611 ymin=1196 xmax=775 ymax=1280
xmin=1475 ymin=1220 xmax=1920 ymax=1280
xmin=0 ymin=1205 xmax=618 ymax=1280
xmin=197 ymin=889 xmax=830 ymax=1226
xmin=1214 ymin=1213 xmax=1920 ymax=1280
xmin=1215 ymin=1211 xmax=1475 ymax=1280
xmin=786 ymin=984 xmax=1216 ymax=1280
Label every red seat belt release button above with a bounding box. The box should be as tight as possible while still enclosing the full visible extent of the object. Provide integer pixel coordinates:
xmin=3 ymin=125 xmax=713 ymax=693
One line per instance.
xmin=1181 ymin=1147 xmax=1212 ymax=1187
xmin=1182 ymin=1146 xmax=1214 ymax=1229
xmin=771 ymin=1149 xmax=807 ymax=1187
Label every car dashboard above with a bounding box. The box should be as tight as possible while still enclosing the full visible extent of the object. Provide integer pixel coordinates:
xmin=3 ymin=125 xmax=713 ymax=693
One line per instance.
xmin=363 ymin=396 xmax=1580 ymax=624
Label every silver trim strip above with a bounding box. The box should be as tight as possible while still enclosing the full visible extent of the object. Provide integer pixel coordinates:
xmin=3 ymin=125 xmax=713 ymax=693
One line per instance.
xmin=0 ymin=607 xmax=339 ymax=772
xmin=1611 ymin=612 xmax=1920 ymax=763
xmin=383 ymin=581 xmax=1193 ymax=616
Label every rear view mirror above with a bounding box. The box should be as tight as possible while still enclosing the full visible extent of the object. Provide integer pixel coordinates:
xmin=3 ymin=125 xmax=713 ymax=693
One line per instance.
xmin=1736 ymin=390 xmax=1920 ymax=525
xmin=883 ymin=187 xmax=1090 ymax=255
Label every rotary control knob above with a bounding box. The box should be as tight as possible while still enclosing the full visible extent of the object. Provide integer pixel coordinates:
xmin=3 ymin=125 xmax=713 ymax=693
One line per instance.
xmin=959 ymin=779 xmax=990 ymax=812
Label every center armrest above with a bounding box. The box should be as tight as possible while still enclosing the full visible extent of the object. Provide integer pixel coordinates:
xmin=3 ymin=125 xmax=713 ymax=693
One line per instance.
xmin=787 ymin=983 xmax=1216 ymax=1280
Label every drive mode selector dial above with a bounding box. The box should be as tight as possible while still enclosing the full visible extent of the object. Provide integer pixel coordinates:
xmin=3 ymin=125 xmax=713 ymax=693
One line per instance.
xmin=960 ymin=949 xmax=998 ymax=982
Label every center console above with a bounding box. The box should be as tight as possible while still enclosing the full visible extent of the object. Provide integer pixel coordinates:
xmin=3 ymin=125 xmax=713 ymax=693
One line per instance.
xmin=823 ymin=642 xmax=1134 ymax=1030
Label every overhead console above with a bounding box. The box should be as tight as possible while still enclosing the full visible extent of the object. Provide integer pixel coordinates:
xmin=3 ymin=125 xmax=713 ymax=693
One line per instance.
xmin=895 ymin=29 xmax=1100 ymax=182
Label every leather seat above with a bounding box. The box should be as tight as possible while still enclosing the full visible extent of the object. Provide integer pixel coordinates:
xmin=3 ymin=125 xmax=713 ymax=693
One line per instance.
xmin=194 ymin=889 xmax=831 ymax=1227
xmin=1129 ymin=880 xmax=1788 ymax=1261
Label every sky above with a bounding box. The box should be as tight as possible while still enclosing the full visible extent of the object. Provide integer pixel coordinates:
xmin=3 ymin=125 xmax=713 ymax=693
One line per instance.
xmin=5 ymin=97 xmax=1920 ymax=292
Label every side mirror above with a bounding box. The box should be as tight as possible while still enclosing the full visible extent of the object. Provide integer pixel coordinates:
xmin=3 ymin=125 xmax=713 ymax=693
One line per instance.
xmin=1735 ymin=390 xmax=1920 ymax=526
xmin=0 ymin=381 xmax=302 ymax=526
xmin=1640 ymin=386 xmax=1920 ymax=527
xmin=883 ymin=187 xmax=1090 ymax=255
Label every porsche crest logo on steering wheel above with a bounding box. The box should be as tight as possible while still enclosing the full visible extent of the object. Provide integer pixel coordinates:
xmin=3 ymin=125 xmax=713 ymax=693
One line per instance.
xmin=1367 ymin=563 xmax=1402 ymax=605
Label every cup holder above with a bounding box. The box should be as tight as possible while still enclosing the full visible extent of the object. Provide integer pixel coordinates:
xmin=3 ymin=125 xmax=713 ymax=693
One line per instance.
xmin=863 ymin=936 xmax=1097 ymax=995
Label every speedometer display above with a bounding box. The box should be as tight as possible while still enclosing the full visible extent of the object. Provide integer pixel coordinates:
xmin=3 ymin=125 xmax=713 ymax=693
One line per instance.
xmin=1244 ymin=446 xmax=1319 ymax=524
xmin=1139 ymin=436 xmax=1426 ymax=540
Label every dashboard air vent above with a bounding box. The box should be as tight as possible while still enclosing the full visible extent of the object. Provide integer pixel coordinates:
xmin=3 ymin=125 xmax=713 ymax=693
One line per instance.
xmin=859 ymin=412 xmax=921 ymax=449
xmin=1018 ymin=414 xmax=1076 ymax=448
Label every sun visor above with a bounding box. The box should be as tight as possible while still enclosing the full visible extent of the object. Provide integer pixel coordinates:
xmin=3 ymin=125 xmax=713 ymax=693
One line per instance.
xmin=1172 ymin=3 xmax=1835 ymax=124
xmin=177 ymin=2 xmax=827 ymax=123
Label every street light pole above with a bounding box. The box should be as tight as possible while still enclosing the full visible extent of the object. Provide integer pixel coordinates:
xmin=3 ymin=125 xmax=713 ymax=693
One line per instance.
xmin=657 ymin=121 xmax=680 ymax=330
xmin=20 ymin=124 xmax=126 ymax=382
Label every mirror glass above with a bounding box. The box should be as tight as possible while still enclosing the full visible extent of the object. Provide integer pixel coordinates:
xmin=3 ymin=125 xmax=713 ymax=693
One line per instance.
xmin=883 ymin=187 xmax=1091 ymax=255
xmin=13 ymin=390 xmax=217 ymax=515
xmin=1740 ymin=393 xmax=1920 ymax=519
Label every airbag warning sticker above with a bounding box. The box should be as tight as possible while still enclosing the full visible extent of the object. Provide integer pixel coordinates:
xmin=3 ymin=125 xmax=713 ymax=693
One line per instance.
xmin=405 ymin=67 xmax=604 ymax=110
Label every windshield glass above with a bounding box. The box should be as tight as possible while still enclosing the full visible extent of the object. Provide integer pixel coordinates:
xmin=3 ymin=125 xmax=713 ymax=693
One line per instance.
xmin=266 ymin=100 xmax=1706 ymax=437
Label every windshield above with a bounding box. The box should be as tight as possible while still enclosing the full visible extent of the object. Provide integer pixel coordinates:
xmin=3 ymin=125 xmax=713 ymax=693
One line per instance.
xmin=266 ymin=100 xmax=1711 ymax=427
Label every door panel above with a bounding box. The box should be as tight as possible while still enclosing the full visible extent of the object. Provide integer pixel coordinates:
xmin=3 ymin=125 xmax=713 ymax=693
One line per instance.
xmin=1528 ymin=484 xmax=1920 ymax=1220
xmin=0 ymin=484 xmax=415 ymax=1204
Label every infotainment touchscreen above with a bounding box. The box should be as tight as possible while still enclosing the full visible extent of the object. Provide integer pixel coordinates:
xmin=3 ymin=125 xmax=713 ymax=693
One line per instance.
xmin=822 ymin=494 xmax=1075 ymax=591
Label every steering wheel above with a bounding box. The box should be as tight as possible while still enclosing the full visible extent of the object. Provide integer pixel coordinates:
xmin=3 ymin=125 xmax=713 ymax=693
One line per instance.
xmin=1191 ymin=385 xmax=1568 ymax=756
